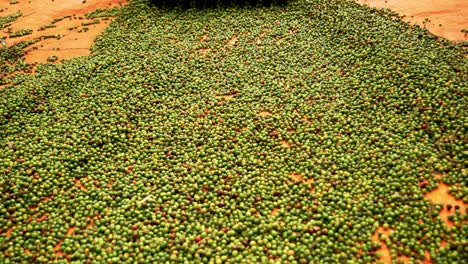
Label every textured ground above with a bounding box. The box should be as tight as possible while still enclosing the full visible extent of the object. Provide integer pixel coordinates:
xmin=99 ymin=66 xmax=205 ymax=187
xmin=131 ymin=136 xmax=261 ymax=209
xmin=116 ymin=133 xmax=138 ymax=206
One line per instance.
xmin=0 ymin=0 xmax=127 ymax=65
xmin=357 ymin=0 xmax=468 ymax=42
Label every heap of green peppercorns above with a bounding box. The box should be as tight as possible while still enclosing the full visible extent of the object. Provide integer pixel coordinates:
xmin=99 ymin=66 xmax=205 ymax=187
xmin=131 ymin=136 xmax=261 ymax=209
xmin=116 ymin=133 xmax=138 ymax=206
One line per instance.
xmin=0 ymin=0 xmax=466 ymax=263
xmin=150 ymin=0 xmax=289 ymax=9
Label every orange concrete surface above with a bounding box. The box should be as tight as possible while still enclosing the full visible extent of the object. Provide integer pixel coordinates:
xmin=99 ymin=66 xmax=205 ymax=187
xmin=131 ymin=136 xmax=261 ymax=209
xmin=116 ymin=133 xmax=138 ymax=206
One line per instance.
xmin=370 ymin=180 xmax=467 ymax=264
xmin=356 ymin=0 xmax=468 ymax=42
xmin=371 ymin=227 xmax=393 ymax=264
xmin=424 ymin=182 xmax=466 ymax=229
xmin=0 ymin=0 xmax=127 ymax=64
